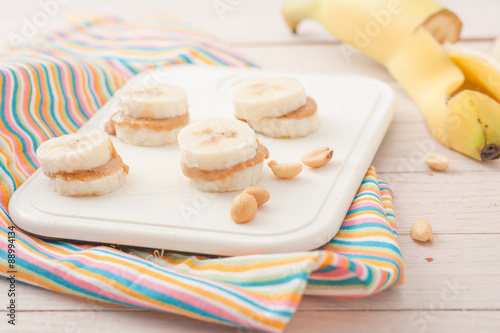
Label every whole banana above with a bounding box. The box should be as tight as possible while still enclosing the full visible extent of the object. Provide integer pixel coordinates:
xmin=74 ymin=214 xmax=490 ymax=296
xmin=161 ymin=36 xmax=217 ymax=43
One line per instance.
xmin=283 ymin=0 xmax=500 ymax=161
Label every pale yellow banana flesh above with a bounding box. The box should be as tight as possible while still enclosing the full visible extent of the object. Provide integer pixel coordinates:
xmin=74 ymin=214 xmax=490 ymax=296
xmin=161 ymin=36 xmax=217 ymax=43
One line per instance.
xmin=447 ymin=48 xmax=500 ymax=103
xmin=283 ymin=0 xmax=500 ymax=161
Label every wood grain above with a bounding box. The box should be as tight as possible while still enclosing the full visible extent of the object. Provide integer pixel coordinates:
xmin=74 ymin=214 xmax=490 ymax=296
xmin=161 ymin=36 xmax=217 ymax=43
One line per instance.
xmin=1 ymin=0 xmax=499 ymax=47
xmin=1 ymin=0 xmax=500 ymax=332
xmin=1 ymin=310 xmax=499 ymax=333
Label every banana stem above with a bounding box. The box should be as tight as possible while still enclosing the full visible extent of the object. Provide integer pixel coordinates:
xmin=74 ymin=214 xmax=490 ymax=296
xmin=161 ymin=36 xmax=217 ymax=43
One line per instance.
xmin=482 ymin=144 xmax=500 ymax=160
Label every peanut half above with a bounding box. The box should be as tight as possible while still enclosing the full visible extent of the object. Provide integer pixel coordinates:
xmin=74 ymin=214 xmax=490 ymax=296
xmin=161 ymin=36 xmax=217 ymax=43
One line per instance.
xmin=230 ymin=193 xmax=258 ymax=224
xmin=268 ymin=160 xmax=302 ymax=179
xmin=243 ymin=186 xmax=270 ymax=206
xmin=423 ymin=152 xmax=449 ymax=171
xmin=410 ymin=219 xmax=434 ymax=242
xmin=301 ymin=147 xmax=334 ymax=168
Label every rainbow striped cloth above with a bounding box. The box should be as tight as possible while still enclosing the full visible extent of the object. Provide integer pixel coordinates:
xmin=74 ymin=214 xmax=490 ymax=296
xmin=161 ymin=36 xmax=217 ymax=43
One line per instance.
xmin=0 ymin=15 xmax=403 ymax=332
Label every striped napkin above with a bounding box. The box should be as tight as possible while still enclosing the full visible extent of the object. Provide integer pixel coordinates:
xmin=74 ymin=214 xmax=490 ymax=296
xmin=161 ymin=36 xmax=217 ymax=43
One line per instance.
xmin=0 ymin=15 xmax=403 ymax=332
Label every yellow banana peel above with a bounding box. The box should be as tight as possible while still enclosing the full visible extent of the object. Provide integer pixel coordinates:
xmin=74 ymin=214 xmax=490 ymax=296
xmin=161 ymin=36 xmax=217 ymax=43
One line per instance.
xmin=283 ymin=0 xmax=500 ymax=161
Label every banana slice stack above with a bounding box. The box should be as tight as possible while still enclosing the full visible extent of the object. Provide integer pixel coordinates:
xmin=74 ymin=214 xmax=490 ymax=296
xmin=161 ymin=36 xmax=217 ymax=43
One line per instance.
xmin=178 ymin=118 xmax=269 ymax=192
xmin=36 ymin=130 xmax=129 ymax=197
xmin=232 ymin=77 xmax=320 ymax=138
xmin=106 ymin=84 xmax=190 ymax=146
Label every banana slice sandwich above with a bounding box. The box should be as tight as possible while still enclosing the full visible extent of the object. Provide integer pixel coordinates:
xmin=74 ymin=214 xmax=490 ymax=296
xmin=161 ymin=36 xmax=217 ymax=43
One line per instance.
xmin=106 ymin=84 xmax=190 ymax=146
xmin=178 ymin=118 xmax=269 ymax=192
xmin=232 ymin=77 xmax=320 ymax=138
xmin=36 ymin=130 xmax=129 ymax=197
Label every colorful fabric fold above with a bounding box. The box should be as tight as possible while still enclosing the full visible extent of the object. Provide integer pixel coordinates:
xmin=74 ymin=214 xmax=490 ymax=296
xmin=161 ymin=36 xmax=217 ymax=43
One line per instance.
xmin=0 ymin=15 xmax=403 ymax=332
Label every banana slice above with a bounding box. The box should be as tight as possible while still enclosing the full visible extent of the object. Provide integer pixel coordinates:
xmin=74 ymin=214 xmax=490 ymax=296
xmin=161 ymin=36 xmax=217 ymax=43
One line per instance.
xmin=232 ymin=77 xmax=320 ymax=138
xmin=192 ymin=162 xmax=264 ymax=193
xmin=178 ymin=118 xmax=258 ymax=170
xmin=178 ymin=118 xmax=268 ymax=192
xmin=117 ymin=84 xmax=188 ymax=119
xmin=36 ymin=130 xmax=129 ymax=197
xmin=232 ymin=77 xmax=307 ymax=120
xmin=114 ymin=123 xmax=185 ymax=147
xmin=37 ymin=129 xmax=113 ymax=174
xmin=107 ymin=83 xmax=190 ymax=146
xmin=246 ymin=112 xmax=320 ymax=139
xmin=50 ymin=168 xmax=128 ymax=197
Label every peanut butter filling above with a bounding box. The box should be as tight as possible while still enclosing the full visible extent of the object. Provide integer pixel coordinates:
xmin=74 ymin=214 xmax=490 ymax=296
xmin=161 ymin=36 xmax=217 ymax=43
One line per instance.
xmin=46 ymin=146 xmax=129 ymax=181
xmin=181 ymin=143 xmax=269 ymax=182
xmin=237 ymin=97 xmax=317 ymax=122
xmin=105 ymin=111 xmax=189 ymax=135
xmin=278 ymin=97 xmax=317 ymax=119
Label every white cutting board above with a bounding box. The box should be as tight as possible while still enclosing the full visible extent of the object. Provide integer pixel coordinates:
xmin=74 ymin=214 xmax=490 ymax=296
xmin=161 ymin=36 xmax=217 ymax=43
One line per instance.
xmin=9 ymin=66 xmax=396 ymax=256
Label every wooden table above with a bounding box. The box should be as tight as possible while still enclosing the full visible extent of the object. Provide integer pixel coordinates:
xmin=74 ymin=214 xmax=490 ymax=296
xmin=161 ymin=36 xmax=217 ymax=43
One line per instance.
xmin=1 ymin=1 xmax=500 ymax=331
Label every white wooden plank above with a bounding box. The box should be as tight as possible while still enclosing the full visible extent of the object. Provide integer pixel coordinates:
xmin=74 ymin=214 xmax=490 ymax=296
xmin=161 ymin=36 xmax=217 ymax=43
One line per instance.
xmin=0 ymin=309 xmax=498 ymax=333
xmin=378 ymin=172 xmax=500 ymax=233
xmin=287 ymin=310 xmax=500 ymax=333
xmin=235 ymin=44 xmax=393 ymax=79
xmin=1 ymin=0 xmax=498 ymax=49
